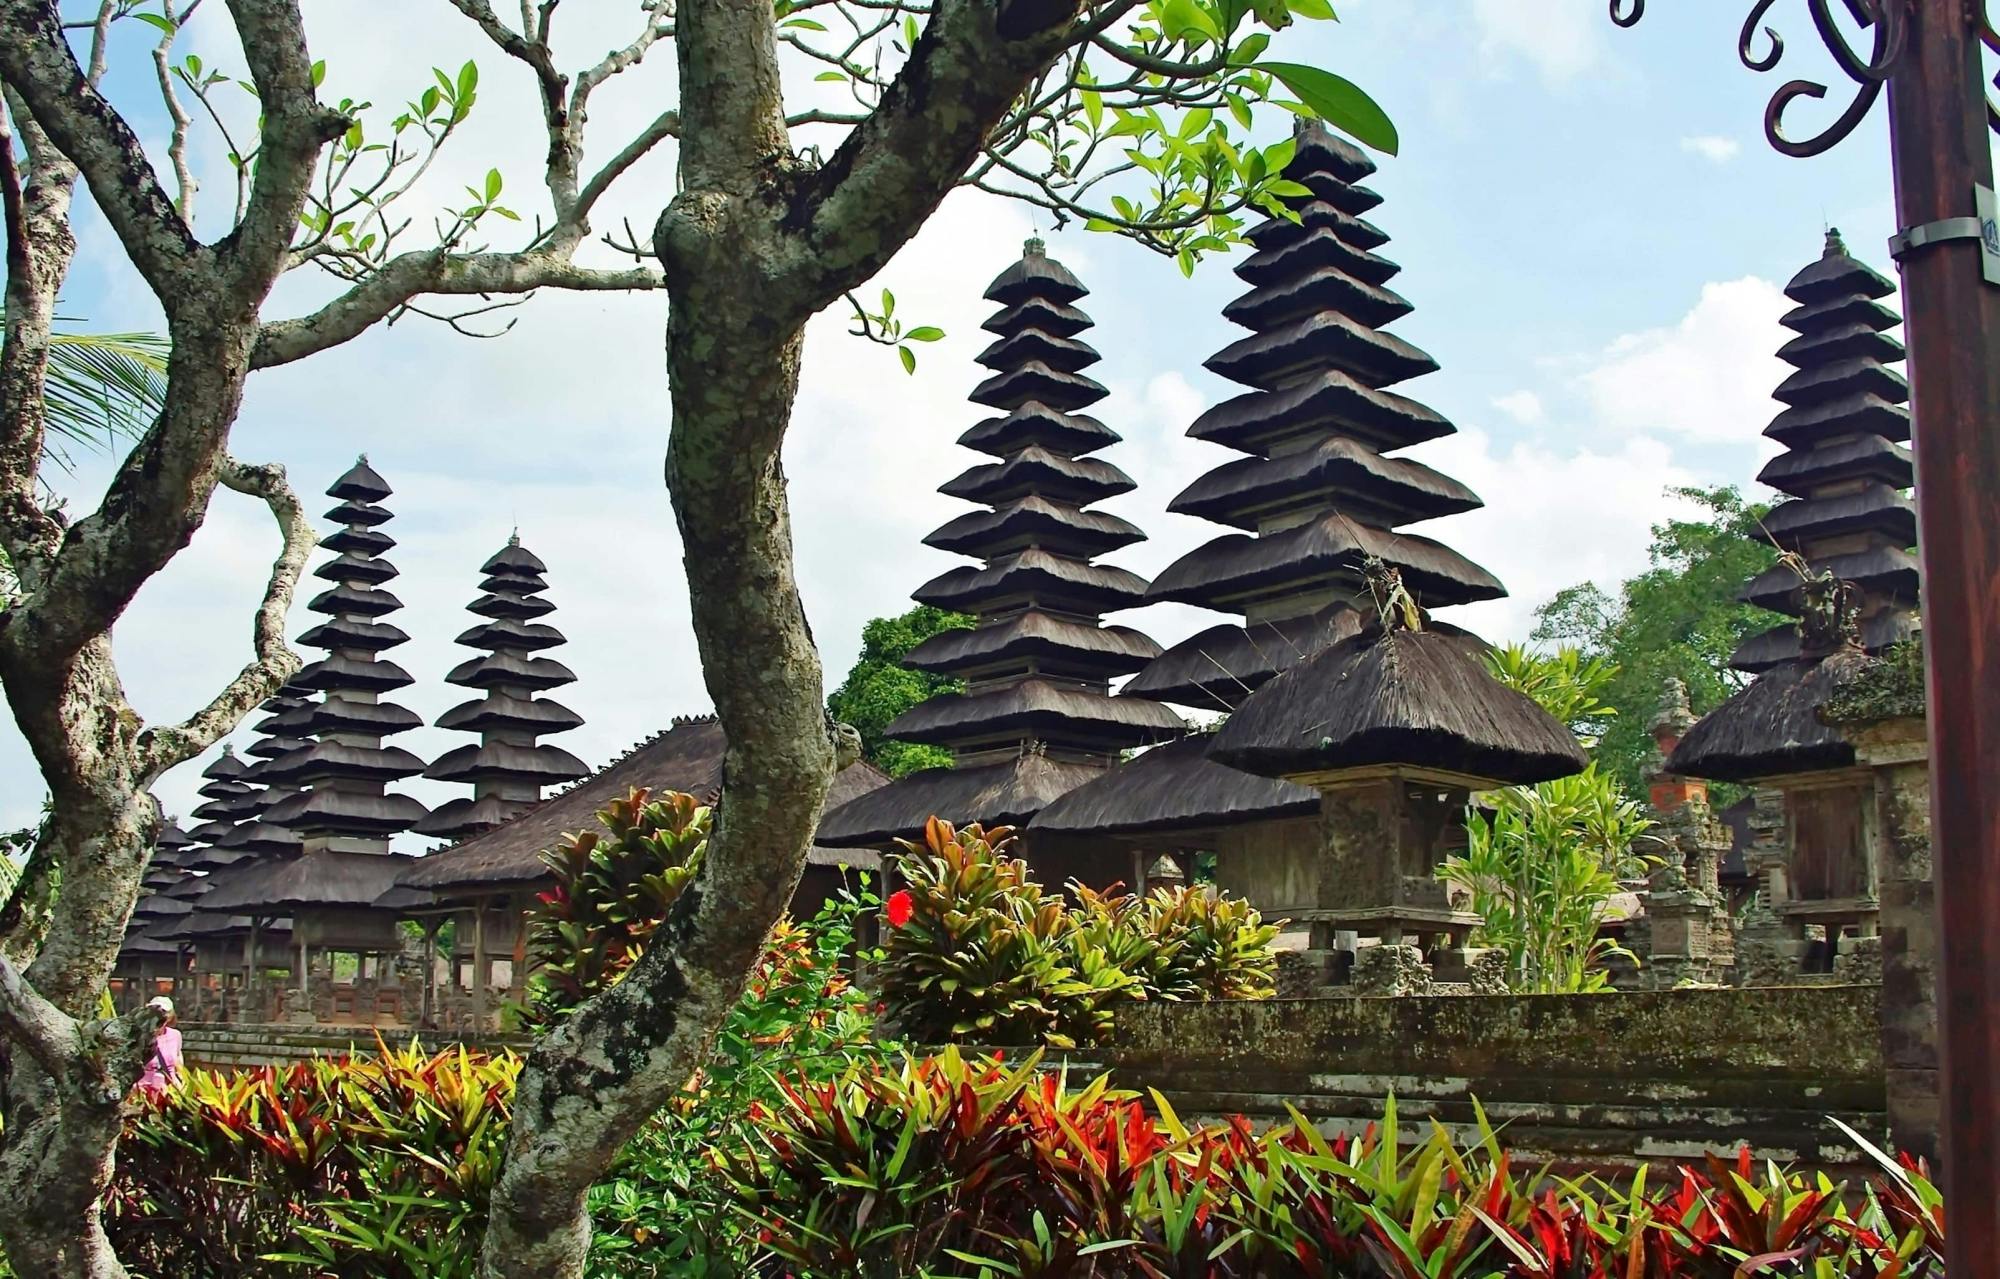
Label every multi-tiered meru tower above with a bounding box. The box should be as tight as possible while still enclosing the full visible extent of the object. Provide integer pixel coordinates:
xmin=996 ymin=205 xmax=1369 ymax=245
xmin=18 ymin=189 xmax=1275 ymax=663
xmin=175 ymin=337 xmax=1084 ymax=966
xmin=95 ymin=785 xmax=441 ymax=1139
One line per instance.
xmin=818 ymin=239 xmax=1183 ymax=856
xmin=418 ymin=535 xmax=588 ymax=839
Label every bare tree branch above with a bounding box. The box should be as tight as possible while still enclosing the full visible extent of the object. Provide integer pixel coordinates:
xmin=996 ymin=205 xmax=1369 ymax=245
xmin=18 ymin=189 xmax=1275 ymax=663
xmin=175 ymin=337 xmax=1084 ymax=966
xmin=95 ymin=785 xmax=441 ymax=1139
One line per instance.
xmin=135 ymin=455 xmax=313 ymax=777
xmin=570 ymin=108 xmax=679 ymax=225
xmin=0 ymin=951 xmax=77 ymax=1082
xmin=0 ymin=0 xmax=204 ymax=301
xmin=149 ymin=0 xmax=201 ymax=224
xmin=252 ymin=248 xmax=662 ymax=369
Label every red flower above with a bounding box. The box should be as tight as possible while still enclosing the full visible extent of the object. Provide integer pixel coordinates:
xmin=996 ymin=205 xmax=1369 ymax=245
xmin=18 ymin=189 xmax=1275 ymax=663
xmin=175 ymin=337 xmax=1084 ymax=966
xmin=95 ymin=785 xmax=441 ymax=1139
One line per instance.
xmin=886 ymin=890 xmax=914 ymax=928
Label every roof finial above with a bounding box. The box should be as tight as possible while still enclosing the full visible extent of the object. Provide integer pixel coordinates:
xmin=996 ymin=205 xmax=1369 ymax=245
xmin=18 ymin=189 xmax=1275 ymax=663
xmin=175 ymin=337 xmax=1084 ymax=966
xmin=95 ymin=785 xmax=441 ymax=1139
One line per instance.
xmin=1823 ymin=226 xmax=1847 ymax=258
xmin=507 ymin=526 xmax=520 ymax=548
xmin=1023 ymin=235 xmax=1046 ymax=258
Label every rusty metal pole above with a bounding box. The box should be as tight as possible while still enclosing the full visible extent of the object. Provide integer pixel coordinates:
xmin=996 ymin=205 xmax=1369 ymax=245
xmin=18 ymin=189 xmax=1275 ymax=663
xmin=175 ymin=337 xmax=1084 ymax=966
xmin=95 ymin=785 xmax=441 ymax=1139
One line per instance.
xmin=1885 ymin=2 xmax=2000 ymax=1260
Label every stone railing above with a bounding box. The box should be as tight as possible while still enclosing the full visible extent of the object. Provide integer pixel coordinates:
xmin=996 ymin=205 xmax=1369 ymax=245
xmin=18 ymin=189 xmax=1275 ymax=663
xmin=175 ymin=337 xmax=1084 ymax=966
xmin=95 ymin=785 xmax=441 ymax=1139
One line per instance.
xmin=182 ymin=1021 xmax=527 ymax=1069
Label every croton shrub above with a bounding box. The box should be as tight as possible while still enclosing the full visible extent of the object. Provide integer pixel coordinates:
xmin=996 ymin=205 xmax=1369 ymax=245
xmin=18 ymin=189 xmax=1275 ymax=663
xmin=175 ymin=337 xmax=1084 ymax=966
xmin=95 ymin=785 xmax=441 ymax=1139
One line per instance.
xmin=879 ymin=817 xmax=1282 ymax=1046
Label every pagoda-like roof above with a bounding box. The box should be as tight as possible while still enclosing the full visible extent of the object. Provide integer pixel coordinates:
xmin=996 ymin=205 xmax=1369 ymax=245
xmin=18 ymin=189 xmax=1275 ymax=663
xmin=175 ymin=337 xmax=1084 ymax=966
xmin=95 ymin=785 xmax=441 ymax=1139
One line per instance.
xmin=197 ymin=850 xmax=418 ymax=912
xmin=816 ymin=751 xmax=1106 ymax=848
xmin=1210 ymin=626 xmax=1586 ymax=786
xmin=958 ymin=404 xmax=1120 ymax=458
xmin=1668 ymin=647 xmax=1868 ymax=783
xmin=913 ymin=549 xmax=1150 ymax=616
xmin=1168 ymin=435 xmax=1480 ymax=532
xmin=902 ymin=611 xmax=1160 ymax=681
xmin=1028 ymin=731 xmax=1319 ymax=841
xmin=1122 ymin=602 xmax=1364 ymax=711
xmin=883 ymin=678 xmax=1185 ymax=751
xmin=399 ymin=717 xmax=888 ymax=891
xmin=1147 ymin=513 xmax=1504 ymax=613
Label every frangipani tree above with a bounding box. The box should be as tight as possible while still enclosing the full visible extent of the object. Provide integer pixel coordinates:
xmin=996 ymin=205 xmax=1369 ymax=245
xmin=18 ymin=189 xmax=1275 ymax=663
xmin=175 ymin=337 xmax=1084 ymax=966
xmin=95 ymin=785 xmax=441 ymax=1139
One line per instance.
xmin=0 ymin=1 xmax=1388 ymax=1274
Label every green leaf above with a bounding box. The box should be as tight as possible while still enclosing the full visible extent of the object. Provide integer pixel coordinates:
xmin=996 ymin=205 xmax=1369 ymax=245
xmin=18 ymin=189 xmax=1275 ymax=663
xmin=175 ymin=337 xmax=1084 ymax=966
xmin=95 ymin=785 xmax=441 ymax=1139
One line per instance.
xmin=898 ymin=345 xmax=916 ymax=374
xmin=134 ymin=12 xmax=175 ymax=33
xmin=1159 ymin=0 xmax=1220 ymax=43
xmin=904 ymin=326 xmax=944 ymax=342
xmin=310 ymin=58 xmax=325 ymax=87
xmin=814 ymin=70 xmax=847 ymax=81
xmin=457 ymin=60 xmax=479 ymax=100
xmin=1252 ymin=62 xmax=1397 ymax=154
xmin=880 ymin=289 xmax=895 ymax=320
xmin=484 ymin=168 xmax=503 ymax=202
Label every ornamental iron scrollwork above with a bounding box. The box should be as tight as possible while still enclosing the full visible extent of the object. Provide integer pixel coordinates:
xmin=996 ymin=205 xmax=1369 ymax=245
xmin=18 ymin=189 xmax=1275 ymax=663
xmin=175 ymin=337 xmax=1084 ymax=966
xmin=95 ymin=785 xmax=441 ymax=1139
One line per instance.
xmin=1610 ymin=0 xmax=2000 ymax=157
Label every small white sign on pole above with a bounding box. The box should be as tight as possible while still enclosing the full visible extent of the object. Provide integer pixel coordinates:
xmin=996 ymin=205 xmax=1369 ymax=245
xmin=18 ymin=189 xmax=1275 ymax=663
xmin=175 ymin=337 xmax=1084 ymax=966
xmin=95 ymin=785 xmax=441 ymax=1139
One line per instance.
xmin=1978 ymin=183 xmax=2000 ymax=287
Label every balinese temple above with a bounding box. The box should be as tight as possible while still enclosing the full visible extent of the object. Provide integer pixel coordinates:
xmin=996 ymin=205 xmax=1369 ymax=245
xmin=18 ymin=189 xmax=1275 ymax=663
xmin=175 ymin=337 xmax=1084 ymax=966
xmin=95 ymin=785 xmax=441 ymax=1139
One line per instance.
xmin=1034 ymin=123 xmax=1498 ymax=910
xmin=1668 ymin=232 xmax=1920 ymax=982
xmin=1730 ymin=228 xmax=1918 ymax=673
xmin=416 ymin=534 xmax=588 ymax=839
xmin=182 ymin=748 xmax=258 ymax=848
xmin=394 ymin=715 xmax=890 ymax=1029
xmin=1209 ymin=564 xmax=1586 ymax=992
xmin=206 ymin=681 xmax=310 ymax=862
xmin=111 ymin=818 xmax=198 ymax=1006
xmin=817 ymin=238 xmax=1183 ymax=868
xmin=196 ymin=458 xmax=427 ymax=1021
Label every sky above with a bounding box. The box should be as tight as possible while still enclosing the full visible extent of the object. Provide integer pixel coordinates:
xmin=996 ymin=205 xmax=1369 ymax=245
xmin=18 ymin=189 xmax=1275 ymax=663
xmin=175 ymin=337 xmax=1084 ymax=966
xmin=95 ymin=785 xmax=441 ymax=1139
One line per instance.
xmin=5 ymin=0 xmax=1933 ymax=835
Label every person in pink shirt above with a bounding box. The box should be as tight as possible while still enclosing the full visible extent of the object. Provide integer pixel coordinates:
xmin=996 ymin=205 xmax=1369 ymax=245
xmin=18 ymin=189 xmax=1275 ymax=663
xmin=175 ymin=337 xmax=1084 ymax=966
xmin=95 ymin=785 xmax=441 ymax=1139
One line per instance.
xmin=134 ymin=996 xmax=182 ymax=1100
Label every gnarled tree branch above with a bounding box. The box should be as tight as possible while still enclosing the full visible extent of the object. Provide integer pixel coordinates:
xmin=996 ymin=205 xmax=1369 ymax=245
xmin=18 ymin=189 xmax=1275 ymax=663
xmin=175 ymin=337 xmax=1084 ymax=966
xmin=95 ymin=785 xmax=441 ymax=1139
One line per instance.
xmin=0 ymin=952 xmax=77 ymax=1083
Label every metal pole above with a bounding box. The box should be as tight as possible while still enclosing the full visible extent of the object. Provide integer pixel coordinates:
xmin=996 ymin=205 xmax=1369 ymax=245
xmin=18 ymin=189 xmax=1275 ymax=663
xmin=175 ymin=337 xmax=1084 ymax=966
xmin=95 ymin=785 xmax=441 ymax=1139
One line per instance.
xmin=1885 ymin=3 xmax=2000 ymax=1261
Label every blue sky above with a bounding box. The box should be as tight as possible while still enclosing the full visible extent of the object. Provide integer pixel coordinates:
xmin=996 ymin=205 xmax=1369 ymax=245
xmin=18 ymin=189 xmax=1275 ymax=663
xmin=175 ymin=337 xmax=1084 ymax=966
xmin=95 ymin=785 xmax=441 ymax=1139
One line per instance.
xmin=6 ymin=0 xmax=1932 ymax=834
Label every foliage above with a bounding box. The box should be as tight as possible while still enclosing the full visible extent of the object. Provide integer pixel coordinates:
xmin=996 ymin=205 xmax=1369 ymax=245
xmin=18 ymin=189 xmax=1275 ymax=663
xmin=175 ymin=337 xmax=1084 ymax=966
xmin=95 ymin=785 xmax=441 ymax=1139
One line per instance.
xmin=522 ymin=787 xmax=710 ymax=1025
xmin=728 ymin=1052 xmax=1947 ymax=1278
xmin=1534 ymin=485 xmax=1784 ymax=796
xmin=1444 ymin=766 xmax=1656 ymax=994
xmin=106 ymin=1041 xmax=519 ymax=1279
xmin=1484 ymin=643 xmax=1618 ymax=746
xmin=588 ymin=886 xmax=901 ymax=1276
xmin=0 ymin=309 xmax=168 ymax=471
xmin=880 ymin=818 xmax=1278 ymax=1046
xmin=828 ymin=607 xmax=977 ymax=777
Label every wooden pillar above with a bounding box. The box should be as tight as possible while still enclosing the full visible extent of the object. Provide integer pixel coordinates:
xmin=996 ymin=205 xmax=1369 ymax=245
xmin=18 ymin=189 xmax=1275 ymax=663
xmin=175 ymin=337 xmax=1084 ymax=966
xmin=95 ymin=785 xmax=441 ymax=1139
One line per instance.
xmin=1886 ymin=7 xmax=2000 ymax=1258
xmin=471 ymin=905 xmax=488 ymax=1030
xmin=422 ymin=920 xmax=438 ymax=1028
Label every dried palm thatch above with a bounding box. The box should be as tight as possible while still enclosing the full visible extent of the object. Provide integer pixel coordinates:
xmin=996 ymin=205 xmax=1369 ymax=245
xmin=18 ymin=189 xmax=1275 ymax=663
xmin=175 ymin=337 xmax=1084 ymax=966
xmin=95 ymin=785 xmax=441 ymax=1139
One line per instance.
xmin=1028 ymin=731 xmax=1318 ymax=838
xmin=1667 ymin=646 xmax=1872 ymax=783
xmin=815 ymin=751 xmax=1108 ymax=847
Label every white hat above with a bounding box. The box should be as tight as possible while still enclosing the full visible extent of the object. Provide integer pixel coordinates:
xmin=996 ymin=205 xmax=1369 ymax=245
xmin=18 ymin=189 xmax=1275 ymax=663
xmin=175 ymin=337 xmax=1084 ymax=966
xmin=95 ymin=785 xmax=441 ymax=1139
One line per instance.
xmin=146 ymin=996 xmax=174 ymax=1018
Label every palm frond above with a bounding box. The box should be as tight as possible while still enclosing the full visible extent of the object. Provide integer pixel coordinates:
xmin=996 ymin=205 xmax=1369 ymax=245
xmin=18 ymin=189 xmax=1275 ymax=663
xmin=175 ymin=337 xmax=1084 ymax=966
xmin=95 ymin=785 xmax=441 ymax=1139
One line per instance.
xmin=2 ymin=308 xmax=169 ymax=470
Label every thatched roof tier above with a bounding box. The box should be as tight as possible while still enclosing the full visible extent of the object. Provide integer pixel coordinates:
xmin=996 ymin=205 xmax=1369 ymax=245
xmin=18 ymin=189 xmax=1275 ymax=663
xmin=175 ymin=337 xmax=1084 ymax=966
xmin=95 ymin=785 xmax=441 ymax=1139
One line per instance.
xmin=328 ymin=456 xmax=391 ymax=502
xmin=1168 ymin=436 xmax=1480 ymax=532
xmin=983 ymin=242 xmax=1088 ymax=305
xmin=132 ymin=890 xmax=193 ymax=920
xmin=1147 ymin=514 xmax=1505 ymax=613
xmin=1668 ymin=648 xmax=1870 ymax=782
xmin=1245 ymin=198 xmax=1388 ymax=251
xmin=1221 ymin=267 xmax=1413 ymax=334
xmin=447 ymin=651 xmax=578 ymax=691
xmin=293 ymin=653 xmax=416 ymax=693
xmin=372 ymin=884 xmax=439 ymax=913
xmin=903 ymin=612 xmax=1160 ymax=681
xmin=816 ymin=752 xmax=1106 ymax=847
xmin=976 ymin=328 xmax=1100 ymax=373
xmin=1783 ymin=239 xmax=1896 ymax=304
xmin=1764 ymin=393 xmax=1912 ymax=449
xmin=261 ymin=742 xmax=428 ymax=786
xmin=472 ymin=590 xmax=555 ymax=620
xmin=1780 ymin=290 xmax=1900 ymax=335
xmin=263 ymin=787 xmax=429 ymax=835
xmin=312 ymin=551 xmax=398 ymax=586
xmin=321 ymin=525 xmax=394 ymax=557
xmin=1121 ymin=603 xmax=1366 ymax=711
xmin=883 ymin=678 xmax=1186 ymax=751
xmin=1210 ymin=628 xmax=1586 ymax=786
xmin=958 ymin=404 xmax=1120 ymax=458
xmin=294 ymin=617 xmax=411 ymax=652
xmin=1234 ymin=226 xmax=1401 ymax=291
xmin=199 ymin=850 xmax=419 ymax=912
xmin=209 ymin=817 xmax=303 ymax=857
xmin=152 ymin=819 xmax=195 ymax=862
xmin=938 ymin=448 xmax=1135 ymax=507
xmin=400 ymin=717 xmax=889 ymax=890
xmin=1029 ymin=732 xmax=1319 ymax=838
xmin=436 ymin=693 xmax=585 ymax=735
xmin=274 ymin=695 xmax=425 ymax=737
xmin=1776 ymin=321 xmax=1904 ymax=368
xmin=1760 ymin=484 xmax=1915 ymax=550
xmin=424 ymin=742 xmax=591 ymax=786
xmin=180 ymin=845 xmax=255 ymax=873
xmin=969 ymin=361 xmax=1111 ymax=414
xmin=1188 ymin=370 xmax=1453 ymax=457
xmin=245 ymin=731 xmax=310 ymax=760
xmin=162 ymin=873 xmax=212 ymax=900
xmin=456 ymin=618 xmax=566 ymax=652
xmin=199 ymin=749 xmax=250 ymax=784
xmin=325 ymin=498 xmax=391 ymax=527
xmin=1731 ymin=611 xmax=1919 ymax=674
xmin=1205 ymin=310 xmax=1438 ymax=392
xmin=1757 ymin=435 xmax=1912 ymax=492
xmin=981 ymin=296 xmax=1092 ymax=338
xmin=924 ymin=498 xmax=1145 ymax=560
xmin=484 ymin=541 xmax=548 ymax=575
xmin=308 ymin=583 xmax=402 ymax=618
xmin=1772 ymin=356 xmax=1908 ymax=408
xmin=913 ymin=550 xmax=1150 ymax=615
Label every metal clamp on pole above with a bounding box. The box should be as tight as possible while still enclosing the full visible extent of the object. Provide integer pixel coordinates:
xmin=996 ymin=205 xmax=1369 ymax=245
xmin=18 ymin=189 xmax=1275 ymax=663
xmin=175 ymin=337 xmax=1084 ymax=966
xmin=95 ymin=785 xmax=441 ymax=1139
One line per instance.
xmin=1888 ymin=216 xmax=1987 ymax=259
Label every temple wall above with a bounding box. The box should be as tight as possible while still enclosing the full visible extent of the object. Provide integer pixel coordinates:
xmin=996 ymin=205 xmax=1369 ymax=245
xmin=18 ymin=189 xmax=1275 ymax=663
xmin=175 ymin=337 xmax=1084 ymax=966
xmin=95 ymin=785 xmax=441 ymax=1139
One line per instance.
xmin=1083 ymin=986 xmax=1884 ymax=1176
xmin=182 ymin=1022 xmax=527 ymax=1069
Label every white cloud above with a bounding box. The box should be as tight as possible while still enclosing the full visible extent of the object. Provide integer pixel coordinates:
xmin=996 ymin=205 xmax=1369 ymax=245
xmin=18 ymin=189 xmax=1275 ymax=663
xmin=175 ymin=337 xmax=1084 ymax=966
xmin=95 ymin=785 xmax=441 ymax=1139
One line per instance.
xmin=1489 ymin=390 xmax=1545 ymax=425
xmin=1470 ymin=0 xmax=1606 ymax=85
xmin=1679 ymin=135 xmax=1742 ymax=164
xmin=1573 ymin=276 xmax=1789 ymax=443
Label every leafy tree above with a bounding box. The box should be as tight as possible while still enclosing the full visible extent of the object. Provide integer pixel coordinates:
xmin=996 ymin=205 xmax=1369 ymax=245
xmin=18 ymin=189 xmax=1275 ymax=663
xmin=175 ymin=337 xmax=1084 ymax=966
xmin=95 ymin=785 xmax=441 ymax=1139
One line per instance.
xmin=0 ymin=0 xmax=1387 ymax=1272
xmin=828 ymin=606 xmax=973 ymax=776
xmin=1533 ymin=485 xmax=1783 ymax=794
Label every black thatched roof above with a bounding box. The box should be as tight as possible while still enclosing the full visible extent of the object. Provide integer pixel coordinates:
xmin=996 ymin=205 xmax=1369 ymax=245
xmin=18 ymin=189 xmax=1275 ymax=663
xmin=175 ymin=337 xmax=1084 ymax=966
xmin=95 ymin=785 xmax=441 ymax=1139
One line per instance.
xmin=1146 ymin=513 xmax=1504 ymax=613
xmin=885 ymin=679 xmax=1185 ymax=751
xmin=198 ymin=851 xmax=420 ymax=912
xmin=1028 ymin=732 xmax=1318 ymax=839
xmin=1210 ymin=627 xmax=1587 ymax=785
xmin=903 ymin=612 xmax=1160 ymax=681
xmin=1121 ymin=602 xmax=1364 ymax=711
xmin=1732 ymin=610 xmax=1918 ymax=675
xmin=397 ymin=717 xmax=889 ymax=892
xmin=816 ymin=752 xmax=1108 ymax=848
xmin=1667 ymin=647 xmax=1871 ymax=783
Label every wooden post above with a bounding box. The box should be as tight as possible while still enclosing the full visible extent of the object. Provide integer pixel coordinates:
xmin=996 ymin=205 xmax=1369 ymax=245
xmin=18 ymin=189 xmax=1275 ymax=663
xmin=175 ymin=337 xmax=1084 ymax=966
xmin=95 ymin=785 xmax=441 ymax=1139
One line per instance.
xmin=471 ymin=905 xmax=488 ymax=1031
xmin=422 ymin=920 xmax=438 ymax=1028
xmin=1885 ymin=5 xmax=2000 ymax=1260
